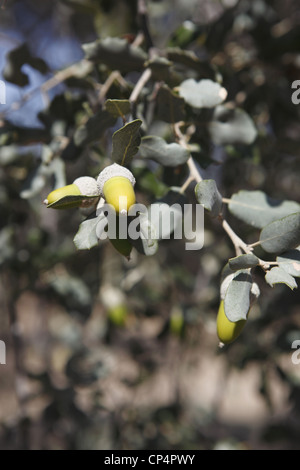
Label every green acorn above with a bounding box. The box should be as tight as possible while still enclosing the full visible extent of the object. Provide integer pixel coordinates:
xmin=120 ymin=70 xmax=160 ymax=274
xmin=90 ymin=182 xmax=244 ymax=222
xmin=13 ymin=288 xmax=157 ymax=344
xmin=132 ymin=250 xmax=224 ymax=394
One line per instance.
xmin=44 ymin=176 xmax=100 ymax=209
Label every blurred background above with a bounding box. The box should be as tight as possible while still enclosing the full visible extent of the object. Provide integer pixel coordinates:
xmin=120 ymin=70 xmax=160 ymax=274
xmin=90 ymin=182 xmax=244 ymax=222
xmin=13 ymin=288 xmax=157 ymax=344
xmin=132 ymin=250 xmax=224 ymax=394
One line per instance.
xmin=0 ymin=0 xmax=300 ymax=450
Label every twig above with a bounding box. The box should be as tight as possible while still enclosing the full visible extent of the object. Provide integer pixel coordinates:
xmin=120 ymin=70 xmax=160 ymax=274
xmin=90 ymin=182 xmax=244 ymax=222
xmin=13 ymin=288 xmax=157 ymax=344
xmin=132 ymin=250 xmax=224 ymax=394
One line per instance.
xmin=129 ymin=67 xmax=152 ymax=104
xmin=187 ymin=156 xmax=202 ymax=184
xmin=98 ymin=70 xmax=128 ymax=104
xmin=222 ymin=197 xmax=231 ymax=204
xmin=179 ymin=175 xmax=195 ymax=194
xmin=0 ymin=59 xmax=93 ymax=118
xmin=221 ymin=219 xmax=251 ymax=256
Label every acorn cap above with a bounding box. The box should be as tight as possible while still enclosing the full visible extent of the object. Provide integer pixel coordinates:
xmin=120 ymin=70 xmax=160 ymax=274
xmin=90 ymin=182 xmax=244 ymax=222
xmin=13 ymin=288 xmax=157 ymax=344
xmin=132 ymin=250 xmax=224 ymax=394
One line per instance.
xmin=73 ymin=176 xmax=100 ymax=196
xmin=97 ymin=163 xmax=135 ymax=197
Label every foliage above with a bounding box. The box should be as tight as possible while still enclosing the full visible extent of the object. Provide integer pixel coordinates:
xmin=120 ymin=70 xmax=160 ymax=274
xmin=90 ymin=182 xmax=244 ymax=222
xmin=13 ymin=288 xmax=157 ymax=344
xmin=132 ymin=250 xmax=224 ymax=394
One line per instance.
xmin=0 ymin=0 xmax=300 ymax=451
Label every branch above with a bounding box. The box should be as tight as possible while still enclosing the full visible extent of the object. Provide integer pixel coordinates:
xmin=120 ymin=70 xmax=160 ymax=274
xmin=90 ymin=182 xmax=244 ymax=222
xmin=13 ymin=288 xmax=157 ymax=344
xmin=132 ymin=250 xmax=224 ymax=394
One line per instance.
xmin=129 ymin=67 xmax=152 ymax=104
xmin=221 ymin=219 xmax=251 ymax=256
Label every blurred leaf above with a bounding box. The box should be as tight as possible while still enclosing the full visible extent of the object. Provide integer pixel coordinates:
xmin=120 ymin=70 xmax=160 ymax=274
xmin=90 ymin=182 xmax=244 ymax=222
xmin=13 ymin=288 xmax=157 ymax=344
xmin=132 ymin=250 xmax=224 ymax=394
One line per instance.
xmin=179 ymin=78 xmax=227 ymax=108
xmin=228 ymin=190 xmax=300 ymax=229
xmin=104 ymin=99 xmax=131 ymax=118
xmin=146 ymin=57 xmax=172 ymax=81
xmin=265 ymin=267 xmax=297 ymax=290
xmin=73 ymin=213 xmax=107 ymax=250
xmin=139 ymin=135 xmax=190 ymax=167
xmin=49 ymin=274 xmax=92 ymax=309
xmin=137 ymin=171 xmax=169 ymax=198
xmin=208 ymin=105 xmax=257 ymax=145
xmin=224 ymin=269 xmax=252 ymax=322
xmin=82 ymin=37 xmax=147 ymax=72
xmin=0 ymin=145 xmax=23 ymax=165
xmin=259 ymin=213 xmax=300 ymax=254
xmin=21 ymin=167 xmax=47 ymax=199
xmin=156 ymin=85 xmax=186 ymax=123
xmin=111 ymin=119 xmax=142 ymax=165
xmin=194 ymin=179 xmax=222 ymax=217
xmin=74 ymin=109 xmax=116 ymax=147
xmin=65 ymin=349 xmax=108 ymax=386
xmin=229 ymin=254 xmax=260 ymax=271
xmin=167 ymin=21 xmax=199 ymax=48
xmin=277 ymin=247 xmax=300 ymax=278
xmin=21 ymin=153 xmax=66 ymax=200
xmin=60 ymin=0 xmax=97 ymax=14
xmin=3 ymin=43 xmax=48 ymax=86
xmin=0 ymin=227 xmax=14 ymax=265
xmin=0 ymin=122 xmax=49 ymax=146
xmin=166 ymin=47 xmax=215 ymax=79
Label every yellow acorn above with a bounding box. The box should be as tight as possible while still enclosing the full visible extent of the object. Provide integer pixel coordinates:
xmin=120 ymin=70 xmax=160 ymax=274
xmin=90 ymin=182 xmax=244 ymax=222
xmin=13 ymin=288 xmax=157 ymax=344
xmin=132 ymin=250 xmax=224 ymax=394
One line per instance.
xmin=216 ymin=300 xmax=248 ymax=345
xmin=44 ymin=176 xmax=100 ymax=209
xmin=97 ymin=163 xmax=136 ymax=214
xmin=217 ymin=272 xmax=260 ymax=345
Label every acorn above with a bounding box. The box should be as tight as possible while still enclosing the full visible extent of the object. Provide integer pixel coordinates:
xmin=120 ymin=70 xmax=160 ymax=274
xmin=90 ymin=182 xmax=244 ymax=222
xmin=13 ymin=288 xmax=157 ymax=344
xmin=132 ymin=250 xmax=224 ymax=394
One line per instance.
xmin=216 ymin=300 xmax=248 ymax=345
xmin=97 ymin=163 xmax=136 ymax=214
xmin=217 ymin=276 xmax=260 ymax=345
xmin=44 ymin=176 xmax=100 ymax=209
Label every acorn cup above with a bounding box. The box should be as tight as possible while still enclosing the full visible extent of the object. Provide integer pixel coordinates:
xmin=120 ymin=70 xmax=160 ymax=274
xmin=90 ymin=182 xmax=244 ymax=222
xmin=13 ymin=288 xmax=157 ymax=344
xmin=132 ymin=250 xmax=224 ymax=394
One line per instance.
xmin=97 ymin=163 xmax=136 ymax=214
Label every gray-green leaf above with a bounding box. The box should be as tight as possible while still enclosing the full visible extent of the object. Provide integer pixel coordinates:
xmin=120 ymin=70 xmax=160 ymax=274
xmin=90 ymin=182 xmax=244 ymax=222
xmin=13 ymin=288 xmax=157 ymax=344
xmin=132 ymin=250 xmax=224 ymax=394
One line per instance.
xmin=224 ymin=270 xmax=252 ymax=322
xmin=104 ymin=99 xmax=131 ymax=118
xmin=47 ymin=195 xmax=98 ymax=210
xmin=259 ymin=212 xmax=300 ymax=254
xmin=156 ymin=85 xmax=186 ymax=123
xmin=179 ymin=78 xmax=227 ymax=109
xmin=228 ymin=190 xmax=300 ymax=229
xmin=111 ymin=119 xmax=142 ymax=165
xmin=82 ymin=37 xmax=147 ymax=72
xmin=277 ymin=246 xmax=300 ymax=278
xmin=194 ymin=179 xmax=222 ymax=218
xmin=139 ymin=135 xmax=190 ymax=167
xmin=208 ymin=105 xmax=257 ymax=145
xmin=73 ymin=213 xmax=106 ymax=250
xmin=265 ymin=267 xmax=297 ymax=290
xmin=166 ymin=47 xmax=216 ymax=79
xmin=74 ymin=109 xmax=116 ymax=147
xmin=146 ymin=57 xmax=172 ymax=81
xmin=229 ymin=253 xmax=260 ymax=271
